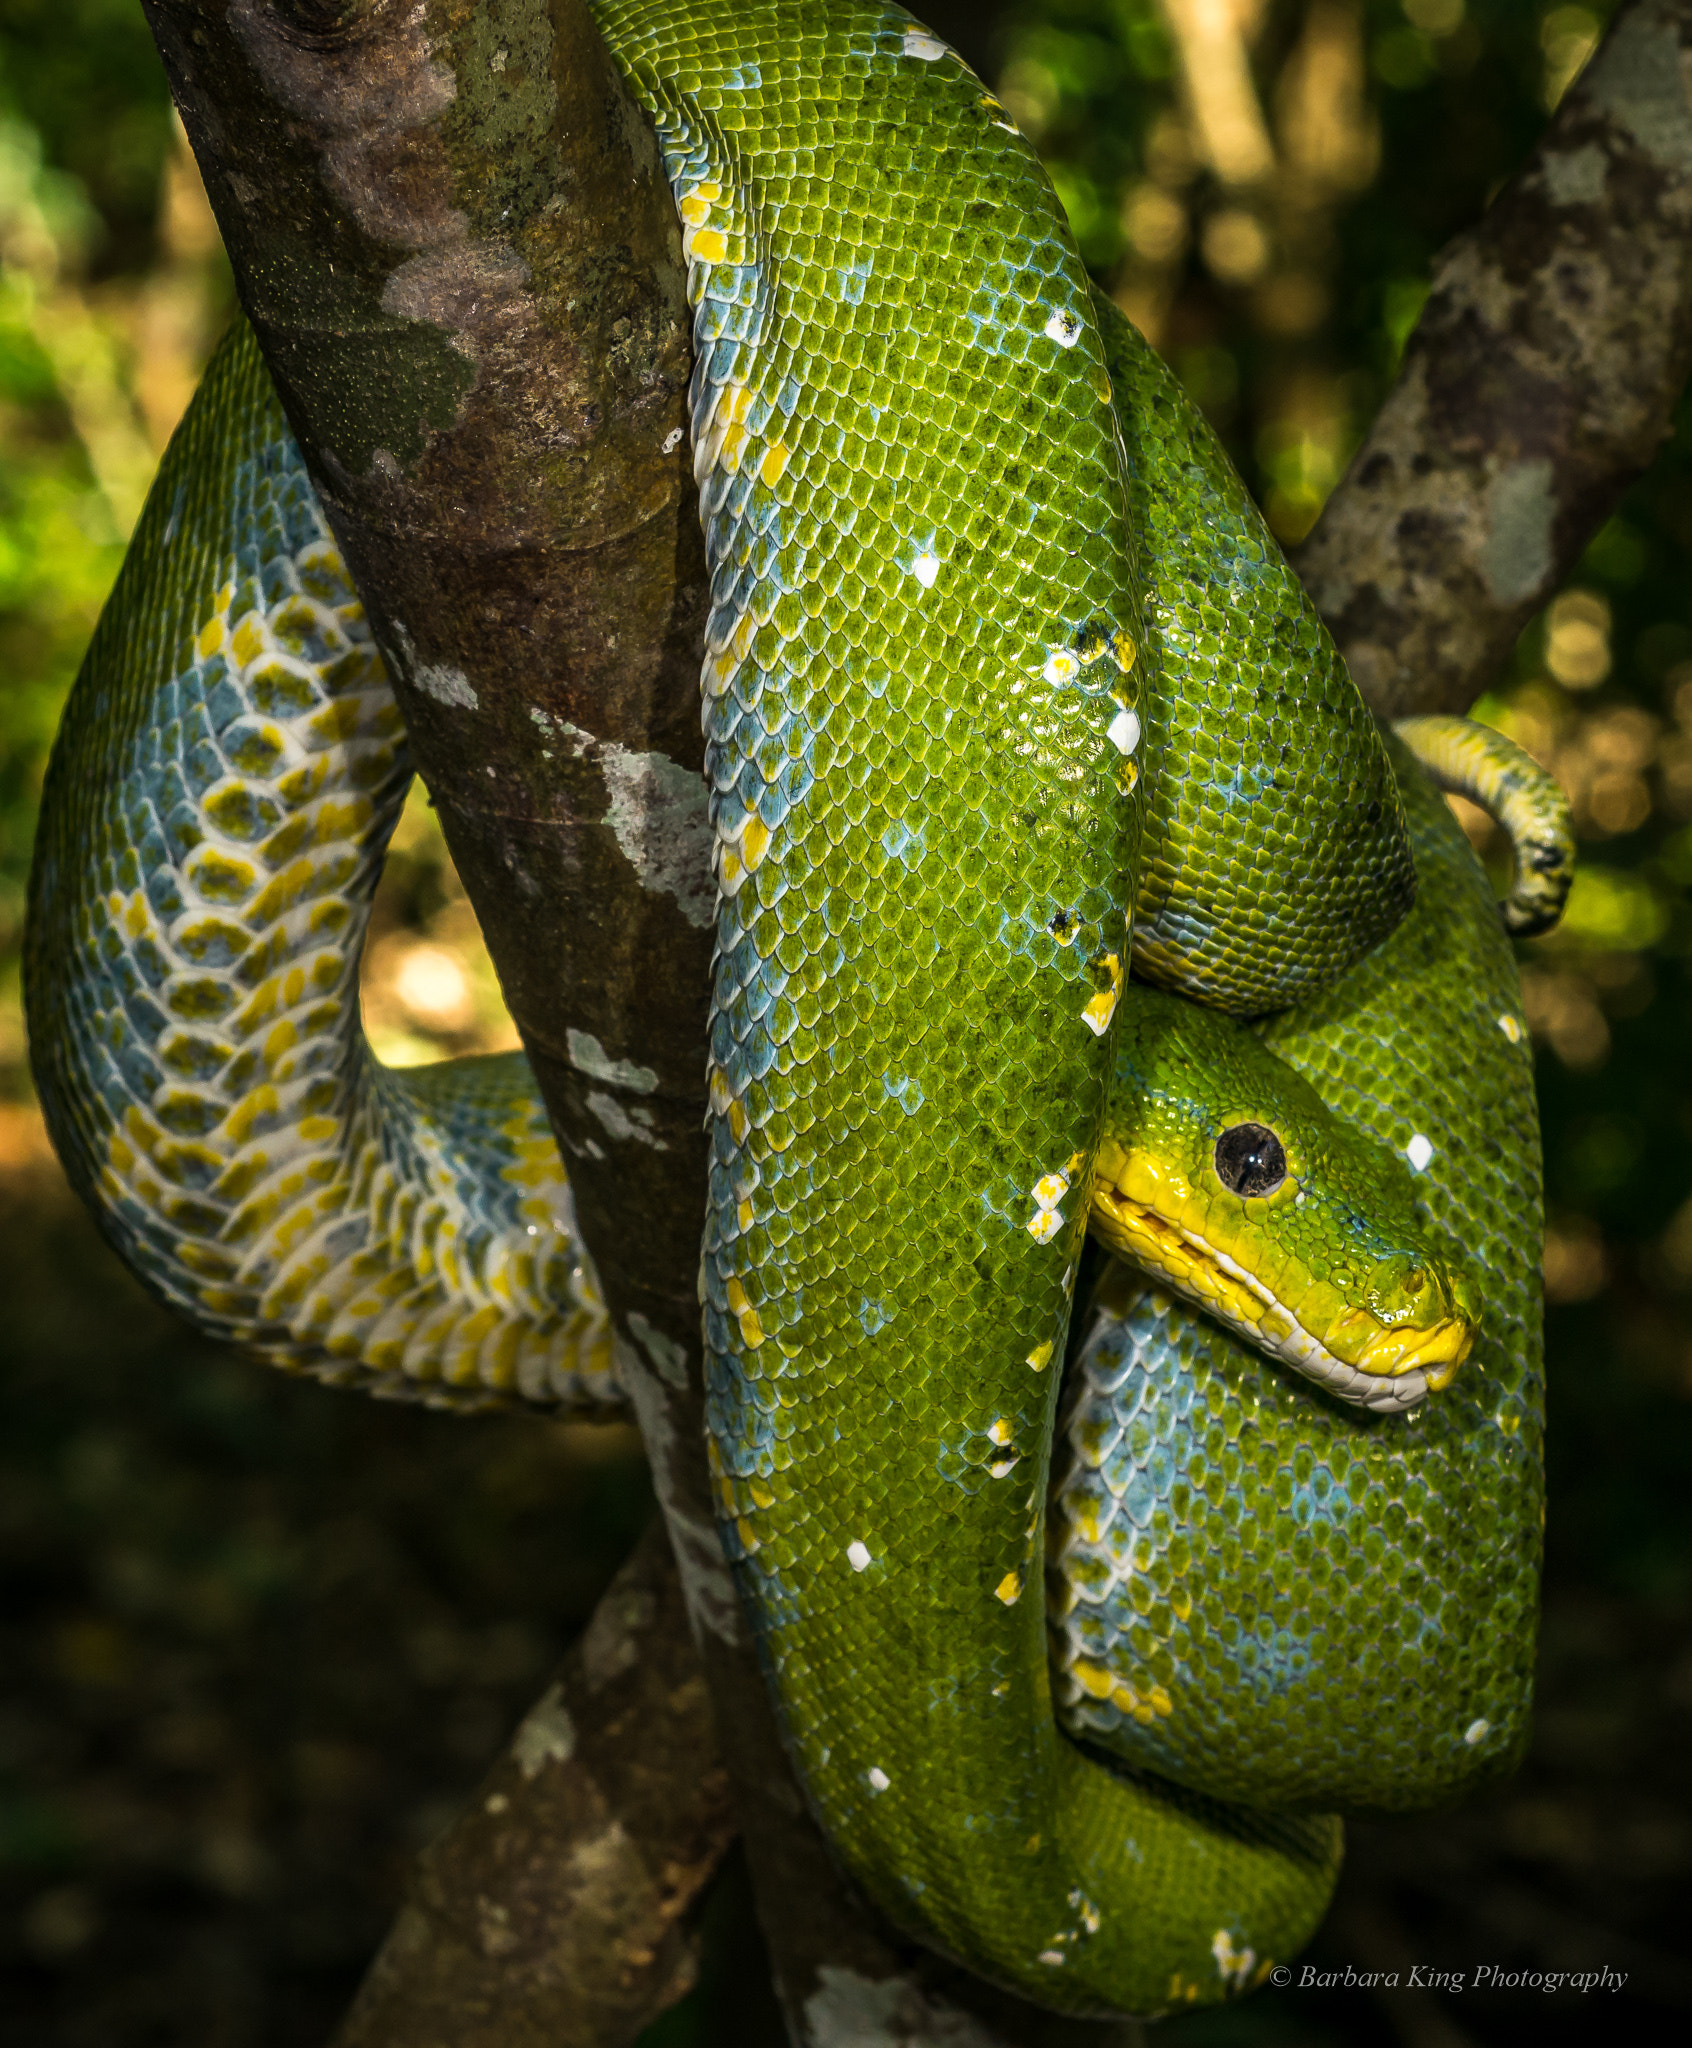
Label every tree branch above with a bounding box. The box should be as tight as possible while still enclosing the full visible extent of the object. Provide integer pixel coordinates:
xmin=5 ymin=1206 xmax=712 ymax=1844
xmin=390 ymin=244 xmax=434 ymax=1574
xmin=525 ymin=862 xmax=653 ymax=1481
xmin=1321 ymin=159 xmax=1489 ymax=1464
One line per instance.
xmin=1297 ymin=0 xmax=1692 ymax=719
xmin=330 ymin=1516 xmax=734 ymax=2048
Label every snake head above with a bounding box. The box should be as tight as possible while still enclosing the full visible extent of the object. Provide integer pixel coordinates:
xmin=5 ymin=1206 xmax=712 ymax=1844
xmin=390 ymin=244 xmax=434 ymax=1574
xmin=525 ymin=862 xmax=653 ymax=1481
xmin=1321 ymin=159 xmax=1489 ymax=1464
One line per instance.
xmin=1092 ymin=988 xmax=1482 ymax=1412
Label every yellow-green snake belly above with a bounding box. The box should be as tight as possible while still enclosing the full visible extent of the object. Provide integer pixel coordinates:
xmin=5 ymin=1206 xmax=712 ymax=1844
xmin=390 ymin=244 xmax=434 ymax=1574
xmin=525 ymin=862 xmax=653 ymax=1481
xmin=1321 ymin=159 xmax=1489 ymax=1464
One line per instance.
xmin=23 ymin=0 xmax=1552 ymax=2020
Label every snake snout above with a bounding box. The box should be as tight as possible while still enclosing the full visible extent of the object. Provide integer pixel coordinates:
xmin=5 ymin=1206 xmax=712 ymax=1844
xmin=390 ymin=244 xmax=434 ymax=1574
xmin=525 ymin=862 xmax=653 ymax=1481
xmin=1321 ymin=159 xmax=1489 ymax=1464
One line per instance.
xmin=1328 ymin=1252 xmax=1479 ymax=1390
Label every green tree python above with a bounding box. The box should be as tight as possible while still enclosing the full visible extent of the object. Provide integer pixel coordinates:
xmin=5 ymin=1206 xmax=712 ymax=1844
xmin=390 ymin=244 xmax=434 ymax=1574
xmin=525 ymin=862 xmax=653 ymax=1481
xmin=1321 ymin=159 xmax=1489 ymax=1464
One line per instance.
xmin=25 ymin=0 xmax=1573 ymax=2021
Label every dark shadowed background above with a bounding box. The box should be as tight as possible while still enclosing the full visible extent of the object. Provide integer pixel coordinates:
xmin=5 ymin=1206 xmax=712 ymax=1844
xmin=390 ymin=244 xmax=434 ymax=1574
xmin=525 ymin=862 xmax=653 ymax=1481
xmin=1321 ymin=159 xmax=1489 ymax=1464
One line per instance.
xmin=1 ymin=2 xmax=1688 ymax=2043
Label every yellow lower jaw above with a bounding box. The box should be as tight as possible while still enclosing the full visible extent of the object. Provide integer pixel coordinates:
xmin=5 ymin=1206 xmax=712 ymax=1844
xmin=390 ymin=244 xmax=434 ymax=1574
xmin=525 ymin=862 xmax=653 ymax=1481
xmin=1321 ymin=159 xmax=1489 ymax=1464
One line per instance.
xmin=1089 ymin=1182 xmax=1471 ymax=1394
xmin=1089 ymin=1183 xmax=1274 ymax=1339
xmin=1350 ymin=1317 xmax=1472 ymax=1389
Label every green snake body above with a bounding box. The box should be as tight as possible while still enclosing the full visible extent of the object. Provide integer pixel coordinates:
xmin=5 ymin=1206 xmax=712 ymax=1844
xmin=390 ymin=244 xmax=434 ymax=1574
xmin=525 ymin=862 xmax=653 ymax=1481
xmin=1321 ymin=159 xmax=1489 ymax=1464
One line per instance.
xmin=25 ymin=0 xmax=1554 ymax=2019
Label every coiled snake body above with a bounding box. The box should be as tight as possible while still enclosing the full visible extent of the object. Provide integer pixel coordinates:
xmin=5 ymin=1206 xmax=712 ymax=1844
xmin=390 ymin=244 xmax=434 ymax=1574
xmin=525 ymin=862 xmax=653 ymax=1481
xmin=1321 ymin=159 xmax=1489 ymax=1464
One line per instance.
xmin=26 ymin=1 xmax=1564 ymax=2018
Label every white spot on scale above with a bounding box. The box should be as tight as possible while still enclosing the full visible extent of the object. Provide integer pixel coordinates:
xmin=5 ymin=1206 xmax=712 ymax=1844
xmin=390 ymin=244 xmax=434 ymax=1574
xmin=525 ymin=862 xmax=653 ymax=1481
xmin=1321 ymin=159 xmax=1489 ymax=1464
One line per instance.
xmin=662 ymin=426 xmax=685 ymax=454
xmin=1211 ymin=1928 xmax=1257 ymax=1991
xmin=1464 ymin=1718 xmax=1491 ymax=1745
xmin=1037 ymin=1949 xmax=1066 ymax=1967
xmin=847 ymin=1540 xmax=871 ymax=1573
xmin=1044 ymin=308 xmax=1082 ymax=347
xmin=866 ymin=1766 xmax=890 ymax=1792
xmin=1027 ymin=1169 xmax=1070 ymax=1242
xmin=1107 ymin=707 xmax=1141 ymax=755
xmin=911 ymin=552 xmax=940 ymax=588
xmin=1406 ymin=1133 xmax=1435 ymax=1172
xmin=1499 ymin=1013 xmax=1524 ymax=1044
xmin=902 ymin=29 xmax=947 ymax=60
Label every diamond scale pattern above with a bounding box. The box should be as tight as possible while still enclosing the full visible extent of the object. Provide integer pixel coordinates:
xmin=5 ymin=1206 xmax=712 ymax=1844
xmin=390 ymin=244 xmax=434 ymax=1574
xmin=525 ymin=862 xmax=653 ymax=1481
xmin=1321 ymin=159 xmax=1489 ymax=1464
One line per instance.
xmin=595 ymin=0 xmax=1398 ymax=2013
xmin=29 ymin=330 xmax=617 ymax=1415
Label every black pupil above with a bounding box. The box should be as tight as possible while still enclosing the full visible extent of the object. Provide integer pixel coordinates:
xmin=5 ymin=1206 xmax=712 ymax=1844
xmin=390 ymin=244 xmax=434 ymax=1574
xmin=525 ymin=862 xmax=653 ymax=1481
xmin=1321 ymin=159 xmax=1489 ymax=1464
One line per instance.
xmin=1214 ymin=1123 xmax=1287 ymax=1198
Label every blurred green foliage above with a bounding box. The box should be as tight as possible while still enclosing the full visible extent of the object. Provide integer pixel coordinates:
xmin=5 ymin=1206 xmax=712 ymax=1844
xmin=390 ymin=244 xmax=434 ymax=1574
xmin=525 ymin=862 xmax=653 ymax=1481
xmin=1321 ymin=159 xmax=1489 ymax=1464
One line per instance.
xmin=0 ymin=0 xmax=197 ymax=1086
xmin=0 ymin=0 xmax=174 ymax=266
xmin=3 ymin=1 xmax=1690 ymax=2042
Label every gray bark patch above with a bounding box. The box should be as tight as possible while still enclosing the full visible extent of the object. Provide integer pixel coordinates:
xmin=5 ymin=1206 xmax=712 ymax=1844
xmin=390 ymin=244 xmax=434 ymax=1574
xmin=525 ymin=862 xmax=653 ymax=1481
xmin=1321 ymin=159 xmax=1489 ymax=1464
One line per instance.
xmin=1482 ymin=459 xmax=1555 ymax=605
xmin=629 ymin=1311 xmax=690 ymax=1389
xmin=1595 ymin=7 xmax=1692 ymax=172
xmin=568 ymin=1027 xmax=660 ymax=1094
xmin=587 ymin=1089 xmax=668 ymax=1149
xmin=414 ymin=662 xmax=480 ymax=710
xmin=801 ymin=1966 xmax=1000 ymax=2047
xmin=1542 ymin=142 xmax=1609 ymax=207
xmin=511 ymin=1682 xmax=576 ymax=1778
xmin=599 ymin=743 xmax=716 ymax=929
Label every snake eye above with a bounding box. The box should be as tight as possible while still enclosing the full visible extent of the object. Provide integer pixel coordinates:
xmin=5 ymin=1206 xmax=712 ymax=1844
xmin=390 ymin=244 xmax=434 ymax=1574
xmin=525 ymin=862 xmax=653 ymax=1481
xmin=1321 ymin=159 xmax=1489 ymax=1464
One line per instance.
xmin=1214 ymin=1122 xmax=1287 ymax=1198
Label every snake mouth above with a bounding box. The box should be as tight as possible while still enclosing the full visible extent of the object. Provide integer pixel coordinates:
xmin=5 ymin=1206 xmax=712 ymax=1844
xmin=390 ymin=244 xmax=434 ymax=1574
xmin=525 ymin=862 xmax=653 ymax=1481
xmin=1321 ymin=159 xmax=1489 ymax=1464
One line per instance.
xmin=1088 ymin=1172 xmax=1474 ymax=1415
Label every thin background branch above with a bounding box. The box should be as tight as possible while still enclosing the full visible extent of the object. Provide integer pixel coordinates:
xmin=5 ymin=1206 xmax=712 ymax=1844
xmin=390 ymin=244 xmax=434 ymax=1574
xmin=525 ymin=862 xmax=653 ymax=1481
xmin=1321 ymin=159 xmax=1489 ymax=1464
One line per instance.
xmin=331 ymin=1517 xmax=732 ymax=2048
xmin=1296 ymin=0 xmax=1692 ymax=717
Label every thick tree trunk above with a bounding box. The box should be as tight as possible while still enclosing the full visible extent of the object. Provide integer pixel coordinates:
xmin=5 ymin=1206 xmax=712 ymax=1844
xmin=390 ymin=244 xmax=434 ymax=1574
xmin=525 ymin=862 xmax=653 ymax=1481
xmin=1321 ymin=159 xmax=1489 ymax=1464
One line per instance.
xmin=133 ymin=3 xmax=1692 ymax=2044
